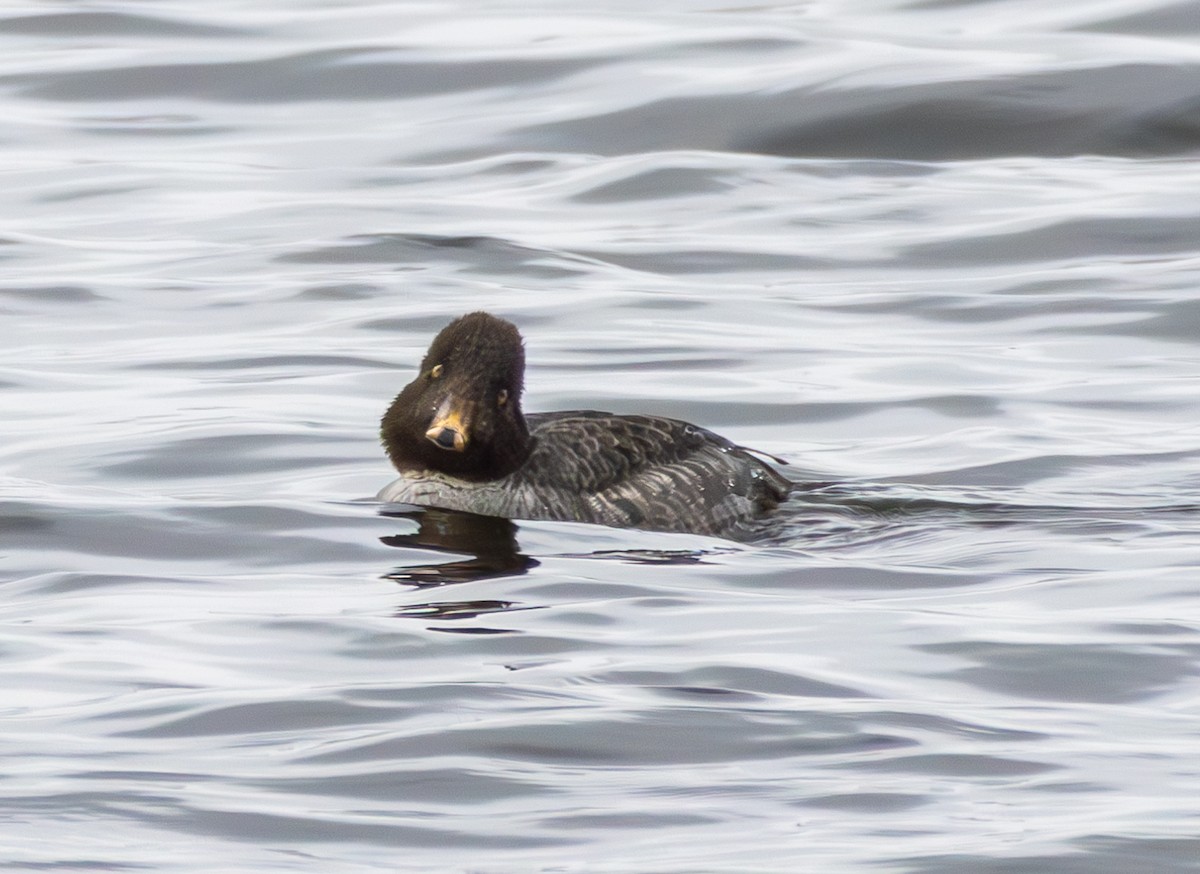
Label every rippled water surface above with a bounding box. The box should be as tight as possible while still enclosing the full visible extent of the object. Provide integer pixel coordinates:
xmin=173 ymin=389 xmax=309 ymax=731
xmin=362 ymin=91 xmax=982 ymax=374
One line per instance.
xmin=3 ymin=1 xmax=1200 ymax=871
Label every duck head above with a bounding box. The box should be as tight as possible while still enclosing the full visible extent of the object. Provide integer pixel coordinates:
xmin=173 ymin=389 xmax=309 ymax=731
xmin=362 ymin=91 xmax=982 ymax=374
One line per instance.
xmin=381 ymin=312 xmax=533 ymax=481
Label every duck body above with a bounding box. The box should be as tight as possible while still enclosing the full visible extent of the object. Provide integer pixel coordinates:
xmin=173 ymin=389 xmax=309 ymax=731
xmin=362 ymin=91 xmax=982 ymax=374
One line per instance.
xmin=379 ymin=312 xmax=791 ymax=539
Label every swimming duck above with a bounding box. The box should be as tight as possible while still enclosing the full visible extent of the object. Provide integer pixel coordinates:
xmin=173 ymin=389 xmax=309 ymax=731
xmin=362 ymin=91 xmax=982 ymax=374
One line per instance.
xmin=378 ymin=312 xmax=791 ymax=538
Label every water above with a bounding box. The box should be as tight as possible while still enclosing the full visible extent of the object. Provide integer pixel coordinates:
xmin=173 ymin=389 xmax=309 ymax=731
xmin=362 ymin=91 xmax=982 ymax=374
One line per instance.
xmin=2 ymin=0 xmax=1199 ymax=870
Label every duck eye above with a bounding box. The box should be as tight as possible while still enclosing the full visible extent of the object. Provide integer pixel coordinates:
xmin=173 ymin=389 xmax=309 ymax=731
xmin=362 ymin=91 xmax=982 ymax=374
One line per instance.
xmin=429 ymin=364 xmax=443 ymax=379
xmin=497 ymin=389 xmax=509 ymax=407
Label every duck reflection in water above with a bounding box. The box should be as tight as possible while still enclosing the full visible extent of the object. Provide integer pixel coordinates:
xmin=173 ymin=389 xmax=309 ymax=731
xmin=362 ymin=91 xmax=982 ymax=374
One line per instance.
xmin=380 ymin=504 xmax=538 ymax=588
xmin=378 ymin=504 xmax=724 ymax=627
xmin=380 ymin=505 xmax=542 ymax=628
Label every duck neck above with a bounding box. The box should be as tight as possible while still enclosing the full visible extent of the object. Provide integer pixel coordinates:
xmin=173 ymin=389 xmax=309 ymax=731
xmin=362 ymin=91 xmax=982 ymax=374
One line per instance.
xmin=381 ymin=394 xmax=533 ymax=482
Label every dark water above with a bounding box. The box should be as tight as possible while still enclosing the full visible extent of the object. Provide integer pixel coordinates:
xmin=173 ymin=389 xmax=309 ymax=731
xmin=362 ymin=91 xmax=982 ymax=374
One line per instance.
xmin=3 ymin=1 xmax=1200 ymax=871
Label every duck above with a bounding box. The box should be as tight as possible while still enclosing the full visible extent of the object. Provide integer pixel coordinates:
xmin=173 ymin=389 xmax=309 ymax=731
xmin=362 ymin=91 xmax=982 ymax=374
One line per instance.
xmin=378 ymin=312 xmax=792 ymax=539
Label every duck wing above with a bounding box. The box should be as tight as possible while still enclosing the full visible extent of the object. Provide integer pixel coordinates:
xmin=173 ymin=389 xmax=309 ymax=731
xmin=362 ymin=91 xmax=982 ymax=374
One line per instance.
xmin=520 ymin=411 xmax=791 ymax=537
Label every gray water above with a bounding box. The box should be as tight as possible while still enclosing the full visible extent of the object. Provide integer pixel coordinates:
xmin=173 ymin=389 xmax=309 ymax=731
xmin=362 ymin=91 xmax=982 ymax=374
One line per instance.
xmin=3 ymin=1 xmax=1200 ymax=871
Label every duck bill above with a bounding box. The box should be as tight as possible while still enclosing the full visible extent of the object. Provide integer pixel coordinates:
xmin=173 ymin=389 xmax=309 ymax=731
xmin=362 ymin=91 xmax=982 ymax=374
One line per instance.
xmin=425 ymin=397 xmax=470 ymax=452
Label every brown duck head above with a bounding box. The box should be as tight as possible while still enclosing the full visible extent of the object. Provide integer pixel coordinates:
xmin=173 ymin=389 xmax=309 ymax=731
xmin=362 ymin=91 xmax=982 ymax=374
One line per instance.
xmin=381 ymin=312 xmax=533 ymax=481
